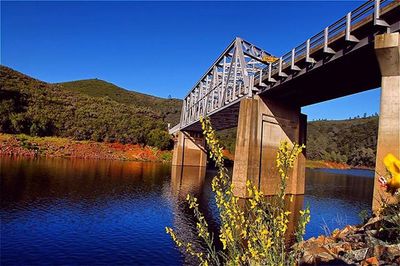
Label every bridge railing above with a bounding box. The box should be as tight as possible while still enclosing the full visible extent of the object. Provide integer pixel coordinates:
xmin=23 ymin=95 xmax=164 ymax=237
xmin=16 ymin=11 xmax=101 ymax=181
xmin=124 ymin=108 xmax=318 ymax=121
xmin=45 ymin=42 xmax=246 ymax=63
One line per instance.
xmin=179 ymin=38 xmax=273 ymax=129
xmin=256 ymin=0 xmax=393 ymax=85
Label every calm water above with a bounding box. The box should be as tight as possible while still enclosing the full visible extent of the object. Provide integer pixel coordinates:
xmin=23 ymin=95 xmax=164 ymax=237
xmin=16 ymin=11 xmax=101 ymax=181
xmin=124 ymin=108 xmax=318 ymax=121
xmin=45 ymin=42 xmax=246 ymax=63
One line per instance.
xmin=0 ymin=157 xmax=374 ymax=265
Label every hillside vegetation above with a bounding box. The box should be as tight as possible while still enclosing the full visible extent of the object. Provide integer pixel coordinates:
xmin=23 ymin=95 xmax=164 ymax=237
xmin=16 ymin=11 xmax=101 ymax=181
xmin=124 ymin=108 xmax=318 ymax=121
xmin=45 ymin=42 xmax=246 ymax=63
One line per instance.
xmin=0 ymin=66 xmax=180 ymax=149
xmin=307 ymin=117 xmax=378 ymax=167
xmin=59 ymin=79 xmax=181 ymax=125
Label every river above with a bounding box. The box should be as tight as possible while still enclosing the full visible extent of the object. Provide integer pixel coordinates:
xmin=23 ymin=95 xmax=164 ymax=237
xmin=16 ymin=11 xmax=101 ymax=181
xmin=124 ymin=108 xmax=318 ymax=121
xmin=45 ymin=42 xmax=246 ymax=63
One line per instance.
xmin=0 ymin=157 xmax=374 ymax=265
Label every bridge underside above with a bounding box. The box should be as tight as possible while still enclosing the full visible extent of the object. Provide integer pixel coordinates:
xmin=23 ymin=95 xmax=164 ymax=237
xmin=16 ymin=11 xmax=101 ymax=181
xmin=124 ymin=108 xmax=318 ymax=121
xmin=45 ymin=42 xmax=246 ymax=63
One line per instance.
xmin=183 ymin=102 xmax=241 ymax=132
xmin=263 ymin=43 xmax=381 ymax=107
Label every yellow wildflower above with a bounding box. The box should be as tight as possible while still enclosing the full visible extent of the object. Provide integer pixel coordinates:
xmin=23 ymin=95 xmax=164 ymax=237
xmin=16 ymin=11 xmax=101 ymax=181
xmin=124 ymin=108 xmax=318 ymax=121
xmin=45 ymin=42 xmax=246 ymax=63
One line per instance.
xmin=383 ymin=153 xmax=400 ymax=194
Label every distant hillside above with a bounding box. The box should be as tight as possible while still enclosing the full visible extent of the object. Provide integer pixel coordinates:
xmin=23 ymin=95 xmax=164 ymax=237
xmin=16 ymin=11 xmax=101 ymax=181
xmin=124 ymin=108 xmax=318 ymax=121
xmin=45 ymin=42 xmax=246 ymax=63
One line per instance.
xmin=217 ymin=116 xmax=378 ymax=168
xmin=58 ymin=79 xmax=182 ymax=125
xmin=0 ymin=65 xmax=177 ymax=149
xmin=307 ymin=116 xmax=378 ymax=167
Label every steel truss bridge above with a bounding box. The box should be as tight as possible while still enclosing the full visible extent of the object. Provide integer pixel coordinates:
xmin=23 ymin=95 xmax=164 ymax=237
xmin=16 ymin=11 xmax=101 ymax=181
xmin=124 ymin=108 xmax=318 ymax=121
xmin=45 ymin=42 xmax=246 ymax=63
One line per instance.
xmin=170 ymin=0 xmax=400 ymax=134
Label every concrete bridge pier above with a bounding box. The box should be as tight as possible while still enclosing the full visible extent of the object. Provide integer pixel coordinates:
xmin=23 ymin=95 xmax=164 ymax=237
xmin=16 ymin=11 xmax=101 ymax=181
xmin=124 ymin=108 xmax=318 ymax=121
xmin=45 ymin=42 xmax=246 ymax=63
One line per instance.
xmin=373 ymin=32 xmax=400 ymax=210
xmin=172 ymin=131 xmax=207 ymax=167
xmin=232 ymin=96 xmax=307 ymax=198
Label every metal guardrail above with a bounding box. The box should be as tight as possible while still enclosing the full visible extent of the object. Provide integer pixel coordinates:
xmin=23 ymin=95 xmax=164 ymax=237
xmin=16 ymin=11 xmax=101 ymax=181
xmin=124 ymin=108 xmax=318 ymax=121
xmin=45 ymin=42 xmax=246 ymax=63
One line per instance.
xmin=169 ymin=123 xmax=181 ymax=135
xmin=175 ymin=0 xmax=395 ymax=132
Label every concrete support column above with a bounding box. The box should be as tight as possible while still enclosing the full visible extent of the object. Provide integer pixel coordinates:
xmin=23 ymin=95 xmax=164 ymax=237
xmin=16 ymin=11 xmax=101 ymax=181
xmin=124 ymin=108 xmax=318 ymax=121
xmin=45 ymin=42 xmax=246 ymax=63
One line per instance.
xmin=373 ymin=32 xmax=400 ymax=210
xmin=232 ymin=98 xmax=260 ymax=197
xmin=232 ymin=96 xmax=306 ymax=198
xmin=172 ymin=131 xmax=207 ymax=167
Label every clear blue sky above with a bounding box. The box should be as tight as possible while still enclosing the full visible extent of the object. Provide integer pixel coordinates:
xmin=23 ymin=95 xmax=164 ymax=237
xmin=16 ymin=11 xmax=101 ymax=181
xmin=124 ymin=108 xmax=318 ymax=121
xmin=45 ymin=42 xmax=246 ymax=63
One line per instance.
xmin=1 ymin=1 xmax=381 ymax=120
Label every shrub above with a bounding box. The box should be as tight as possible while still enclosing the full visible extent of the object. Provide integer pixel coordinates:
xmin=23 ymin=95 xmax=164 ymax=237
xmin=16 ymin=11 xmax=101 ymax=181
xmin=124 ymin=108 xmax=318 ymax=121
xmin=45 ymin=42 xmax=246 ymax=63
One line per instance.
xmin=166 ymin=117 xmax=310 ymax=265
xmin=160 ymin=151 xmax=173 ymax=162
xmin=349 ymin=147 xmax=376 ymax=167
xmin=147 ymin=128 xmax=173 ymax=150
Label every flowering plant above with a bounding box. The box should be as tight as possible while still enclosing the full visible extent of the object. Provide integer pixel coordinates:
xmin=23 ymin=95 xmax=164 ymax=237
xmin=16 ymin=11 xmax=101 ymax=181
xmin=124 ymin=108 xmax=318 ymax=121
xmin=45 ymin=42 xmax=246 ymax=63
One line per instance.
xmin=378 ymin=153 xmax=400 ymax=196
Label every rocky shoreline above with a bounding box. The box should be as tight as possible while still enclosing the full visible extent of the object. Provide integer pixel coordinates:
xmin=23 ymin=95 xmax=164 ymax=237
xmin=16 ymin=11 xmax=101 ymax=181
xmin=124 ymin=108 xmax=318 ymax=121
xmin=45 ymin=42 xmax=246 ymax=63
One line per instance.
xmin=298 ymin=204 xmax=400 ymax=265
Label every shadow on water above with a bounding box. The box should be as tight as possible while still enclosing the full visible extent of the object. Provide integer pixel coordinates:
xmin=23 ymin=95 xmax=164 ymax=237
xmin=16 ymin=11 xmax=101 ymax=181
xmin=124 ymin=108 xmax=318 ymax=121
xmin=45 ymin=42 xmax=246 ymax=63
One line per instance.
xmin=0 ymin=157 xmax=374 ymax=265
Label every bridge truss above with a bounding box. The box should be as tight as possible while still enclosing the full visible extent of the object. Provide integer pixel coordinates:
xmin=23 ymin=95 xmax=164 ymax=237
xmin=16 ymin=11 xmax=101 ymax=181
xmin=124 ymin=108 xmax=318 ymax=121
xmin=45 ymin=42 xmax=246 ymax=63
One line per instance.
xmin=179 ymin=38 xmax=273 ymax=130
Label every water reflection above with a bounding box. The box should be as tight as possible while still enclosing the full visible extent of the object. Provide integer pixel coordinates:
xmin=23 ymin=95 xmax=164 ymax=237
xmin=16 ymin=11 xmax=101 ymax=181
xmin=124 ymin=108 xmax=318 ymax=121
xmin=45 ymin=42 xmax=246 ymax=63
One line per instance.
xmin=305 ymin=168 xmax=373 ymax=202
xmin=1 ymin=157 xmax=181 ymax=265
xmin=0 ymin=157 xmax=374 ymax=265
xmin=169 ymin=166 xmax=222 ymax=265
xmin=1 ymin=157 xmax=172 ymax=209
xmin=304 ymin=168 xmax=373 ymax=238
xmin=170 ymin=166 xmax=206 ymax=200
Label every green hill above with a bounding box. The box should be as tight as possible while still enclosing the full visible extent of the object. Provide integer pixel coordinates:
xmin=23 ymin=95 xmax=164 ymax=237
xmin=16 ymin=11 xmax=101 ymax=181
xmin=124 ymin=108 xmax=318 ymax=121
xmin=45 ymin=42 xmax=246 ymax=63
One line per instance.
xmin=58 ymin=79 xmax=182 ymax=125
xmin=307 ymin=116 xmax=378 ymax=167
xmin=0 ymin=65 xmax=179 ymax=149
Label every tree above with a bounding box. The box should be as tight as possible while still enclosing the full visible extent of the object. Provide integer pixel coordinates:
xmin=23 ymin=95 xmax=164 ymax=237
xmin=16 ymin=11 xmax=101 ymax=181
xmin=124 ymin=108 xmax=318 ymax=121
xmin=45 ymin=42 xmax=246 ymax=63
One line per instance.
xmin=147 ymin=128 xmax=173 ymax=150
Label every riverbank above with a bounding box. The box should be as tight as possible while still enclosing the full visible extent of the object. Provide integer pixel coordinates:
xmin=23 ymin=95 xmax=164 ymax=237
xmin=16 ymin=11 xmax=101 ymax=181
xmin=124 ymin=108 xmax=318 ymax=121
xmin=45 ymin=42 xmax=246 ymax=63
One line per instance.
xmin=306 ymin=160 xmax=375 ymax=170
xmin=0 ymin=134 xmax=172 ymax=162
xmin=306 ymin=160 xmax=351 ymax=169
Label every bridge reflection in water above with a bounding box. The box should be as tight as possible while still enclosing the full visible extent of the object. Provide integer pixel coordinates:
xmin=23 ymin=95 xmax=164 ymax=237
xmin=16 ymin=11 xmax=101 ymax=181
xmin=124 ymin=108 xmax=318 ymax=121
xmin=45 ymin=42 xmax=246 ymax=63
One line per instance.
xmin=169 ymin=165 xmax=304 ymax=255
xmin=169 ymin=165 xmax=213 ymax=265
xmin=170 ymin=166 xmax=206 ymax=200
xmin=168 ymin=165 xmax=375 ymax=249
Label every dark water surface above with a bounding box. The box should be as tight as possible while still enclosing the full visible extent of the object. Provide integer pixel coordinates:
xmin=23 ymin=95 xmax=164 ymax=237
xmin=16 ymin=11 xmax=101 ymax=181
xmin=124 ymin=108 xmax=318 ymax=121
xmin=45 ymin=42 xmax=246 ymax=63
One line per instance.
xmin=1 ymin=157 xmax=374 ymax=265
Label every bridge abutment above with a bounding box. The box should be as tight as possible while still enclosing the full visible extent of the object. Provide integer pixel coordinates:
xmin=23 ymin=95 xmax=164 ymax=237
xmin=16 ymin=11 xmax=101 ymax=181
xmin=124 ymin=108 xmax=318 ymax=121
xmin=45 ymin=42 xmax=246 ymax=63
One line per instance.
xmin=373 ymin=32 xmax=400 ymax=210
xmin=232 ymin=96 xmax=307 ymax=198
xmin=172 ymin=131 xmax=207 ymax=167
